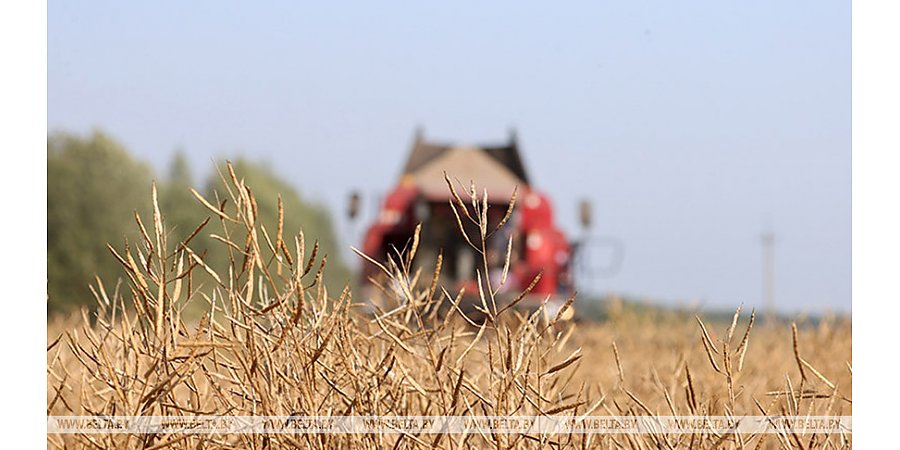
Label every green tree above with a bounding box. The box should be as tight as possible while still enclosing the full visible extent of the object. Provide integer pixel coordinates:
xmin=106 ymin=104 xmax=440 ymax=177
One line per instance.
xmin=48 ymin=133 xmax=352 ymax=316
xmin=47 ymin=131 xmax=153 ymax=312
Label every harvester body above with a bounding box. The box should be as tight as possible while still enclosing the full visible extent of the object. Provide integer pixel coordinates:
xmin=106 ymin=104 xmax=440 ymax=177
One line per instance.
xmin=359 ymin=131 xmax=573 ymax=315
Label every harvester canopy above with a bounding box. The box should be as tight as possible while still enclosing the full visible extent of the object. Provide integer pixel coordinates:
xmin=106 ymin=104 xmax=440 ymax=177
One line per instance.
xmin=401 ymin=131 xmax=529 ymax=201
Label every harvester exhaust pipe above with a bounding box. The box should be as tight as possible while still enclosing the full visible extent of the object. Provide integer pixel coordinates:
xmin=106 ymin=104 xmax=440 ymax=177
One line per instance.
xmin=347 ymin=191 xmax=361 ymax=221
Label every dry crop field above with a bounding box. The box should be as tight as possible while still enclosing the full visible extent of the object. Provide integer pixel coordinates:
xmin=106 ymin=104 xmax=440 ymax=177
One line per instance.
xmin=47 ymin=164 xmax=852 ymax=449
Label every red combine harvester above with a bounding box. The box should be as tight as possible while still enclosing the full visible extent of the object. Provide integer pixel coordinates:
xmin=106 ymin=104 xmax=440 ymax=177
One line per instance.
xmin=354 ymin=130 xmax=581 ymax=318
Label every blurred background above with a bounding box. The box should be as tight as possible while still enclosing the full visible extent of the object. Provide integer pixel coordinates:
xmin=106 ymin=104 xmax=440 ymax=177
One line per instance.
xmin=47 ymin=1 xmax=849 ymax=316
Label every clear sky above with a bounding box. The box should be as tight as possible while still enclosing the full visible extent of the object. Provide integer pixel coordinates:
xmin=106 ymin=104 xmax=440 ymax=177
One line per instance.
xmin=48 ymin=1 xmax=850 ymax=313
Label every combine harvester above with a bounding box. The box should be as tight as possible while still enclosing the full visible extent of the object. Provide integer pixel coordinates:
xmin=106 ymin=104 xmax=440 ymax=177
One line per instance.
xmin=352 ymin=129 xmax=593 ymax=320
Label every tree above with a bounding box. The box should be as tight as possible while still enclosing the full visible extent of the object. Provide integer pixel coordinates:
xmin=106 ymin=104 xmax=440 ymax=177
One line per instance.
xmin=47 ymin=131 xmax=153 ymax=312
xmin=47 ymin=133 xmax=352 ymax=316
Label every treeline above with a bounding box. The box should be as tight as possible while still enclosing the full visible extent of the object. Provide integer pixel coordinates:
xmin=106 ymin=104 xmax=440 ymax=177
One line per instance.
xmin=47 ymin=130 xmax=350 ymax=315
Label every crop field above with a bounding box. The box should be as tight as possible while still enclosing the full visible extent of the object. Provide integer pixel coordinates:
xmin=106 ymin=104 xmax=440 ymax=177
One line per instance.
xmin=46 ymin=165 xmax=851 ymax=449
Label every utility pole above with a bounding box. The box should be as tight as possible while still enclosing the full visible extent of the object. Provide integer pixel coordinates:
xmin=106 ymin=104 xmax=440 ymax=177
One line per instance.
xmin=761 ymin=229 xmax=775 ymax=325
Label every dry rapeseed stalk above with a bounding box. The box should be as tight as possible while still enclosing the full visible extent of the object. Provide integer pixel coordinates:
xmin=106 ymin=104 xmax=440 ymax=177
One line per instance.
xmin=47 ymin=163 xmax=852 ymax=450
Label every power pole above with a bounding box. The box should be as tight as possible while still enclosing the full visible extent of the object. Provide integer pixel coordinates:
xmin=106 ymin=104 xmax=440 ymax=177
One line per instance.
xmin=761 ymin=230 xmax=775 ymax=324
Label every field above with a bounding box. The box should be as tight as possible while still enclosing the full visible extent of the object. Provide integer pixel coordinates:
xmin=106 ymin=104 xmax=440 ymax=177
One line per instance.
xmin=47 ymin=165 xmax=851 ymax=449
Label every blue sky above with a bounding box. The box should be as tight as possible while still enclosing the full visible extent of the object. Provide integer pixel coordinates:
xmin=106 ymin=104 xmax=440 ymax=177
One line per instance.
xmin=48 ymin=1 xmax=850 ymax=313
